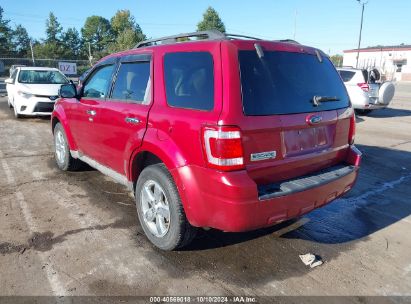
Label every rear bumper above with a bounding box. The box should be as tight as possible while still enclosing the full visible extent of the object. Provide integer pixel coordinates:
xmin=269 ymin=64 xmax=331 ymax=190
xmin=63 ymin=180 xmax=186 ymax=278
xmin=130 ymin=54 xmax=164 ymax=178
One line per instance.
xmin=353 ymin=96 xmax=388 ymax=110
xmin=363 ymin=103 xmax=387 ymax=110
xmin=173 ymin=145 xmax=361 ymax=232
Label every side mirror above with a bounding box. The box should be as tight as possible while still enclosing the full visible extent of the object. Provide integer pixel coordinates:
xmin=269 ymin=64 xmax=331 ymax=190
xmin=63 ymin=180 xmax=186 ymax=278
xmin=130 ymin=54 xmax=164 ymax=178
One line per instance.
xmin=4 ymin=78 xmax=13 ymax=84
xmin=59 ymin=83 xmax=78 ymax=99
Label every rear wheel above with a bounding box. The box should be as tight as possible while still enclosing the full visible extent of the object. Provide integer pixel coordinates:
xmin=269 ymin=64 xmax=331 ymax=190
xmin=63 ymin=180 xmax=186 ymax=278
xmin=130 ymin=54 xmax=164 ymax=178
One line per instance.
xmin=53 ymin=123 xmax=83 ymax=171
xmin=135 ymin=163 xmax=197 ymax=250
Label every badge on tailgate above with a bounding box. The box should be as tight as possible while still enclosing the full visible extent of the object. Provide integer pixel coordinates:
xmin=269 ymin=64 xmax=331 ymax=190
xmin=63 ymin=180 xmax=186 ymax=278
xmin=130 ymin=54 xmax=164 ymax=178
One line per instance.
xmin=251 ymin=151 xmax=276 ymax=161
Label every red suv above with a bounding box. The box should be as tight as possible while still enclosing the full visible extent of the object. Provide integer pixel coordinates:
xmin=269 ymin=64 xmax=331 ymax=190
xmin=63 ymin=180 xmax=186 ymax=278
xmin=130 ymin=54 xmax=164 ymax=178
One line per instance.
xmin=52 ymin=31 xmax=361 ymax=250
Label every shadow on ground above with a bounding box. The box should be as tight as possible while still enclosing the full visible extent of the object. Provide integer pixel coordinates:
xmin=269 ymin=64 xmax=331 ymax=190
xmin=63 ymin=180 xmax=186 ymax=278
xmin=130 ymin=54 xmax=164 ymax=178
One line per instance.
xmin=367 ymin=107 xmax=411 ymax=118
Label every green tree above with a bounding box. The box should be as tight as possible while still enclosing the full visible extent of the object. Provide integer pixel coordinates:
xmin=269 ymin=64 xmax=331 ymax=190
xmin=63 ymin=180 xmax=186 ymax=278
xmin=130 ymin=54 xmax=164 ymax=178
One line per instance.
xmin=45 ymin=12 xmax=63 ymax=43
xmin=109 ymin=28 xmax=144 ymax=52
xmin=12 ymin=24 xmax=31 ymax=57
xmin=81 ymin=16 xmax=114 ymax=56
xmin=197 ymin=6 xmax=226 ymax=33
xmin=330 ymin=54 xmax=343 ymax=67
xmin=61 ymin=27 xmax=83 ymax=58
xmin=0 ymin=6 xmax=13 ymax=55
xmin=32 ymin=41 xmax=62 ymax=59
xmin=109 ymin=10 xmax=145 ymax=52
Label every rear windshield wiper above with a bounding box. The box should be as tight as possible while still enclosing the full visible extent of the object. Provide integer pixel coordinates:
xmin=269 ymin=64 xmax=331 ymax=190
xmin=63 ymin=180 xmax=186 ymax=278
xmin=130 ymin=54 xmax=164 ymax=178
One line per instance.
xmin=312 ymin=95 xmax=340 ymax=107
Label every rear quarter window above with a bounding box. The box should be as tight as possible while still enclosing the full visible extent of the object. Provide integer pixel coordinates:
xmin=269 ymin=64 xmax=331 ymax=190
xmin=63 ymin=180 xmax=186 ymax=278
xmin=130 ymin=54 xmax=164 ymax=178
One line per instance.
xmin=164 ymin=52 xmax=214 ymax=111
xmin=338 ymin=70 xmax=356 ymax=82
xmin=239 ymin=50 xmax=350 ymax=115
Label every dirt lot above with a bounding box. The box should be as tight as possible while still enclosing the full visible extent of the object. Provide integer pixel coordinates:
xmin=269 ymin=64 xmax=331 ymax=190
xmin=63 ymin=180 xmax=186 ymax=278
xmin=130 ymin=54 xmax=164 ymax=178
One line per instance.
xmin=0 ymin=83 xmax=411 ymax=300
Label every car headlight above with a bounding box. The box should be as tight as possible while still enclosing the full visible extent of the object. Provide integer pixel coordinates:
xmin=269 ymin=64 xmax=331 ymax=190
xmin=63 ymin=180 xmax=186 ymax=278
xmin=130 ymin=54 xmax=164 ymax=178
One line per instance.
xmin=17 ymin=90 xmax=32 ymax=99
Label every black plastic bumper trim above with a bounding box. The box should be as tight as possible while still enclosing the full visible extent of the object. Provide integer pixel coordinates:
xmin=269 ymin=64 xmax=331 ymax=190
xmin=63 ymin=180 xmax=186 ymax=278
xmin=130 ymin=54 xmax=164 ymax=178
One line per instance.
xmin=258 ymin=164 xmax=357 ymax=201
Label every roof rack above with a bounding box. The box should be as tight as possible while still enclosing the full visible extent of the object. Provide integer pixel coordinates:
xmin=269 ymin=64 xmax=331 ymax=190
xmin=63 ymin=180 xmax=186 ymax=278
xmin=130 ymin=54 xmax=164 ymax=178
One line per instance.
xmin=276 ymin=39 xmax=300 ymax=45
xmin=134 ymin=30 xmax=262 ymax=48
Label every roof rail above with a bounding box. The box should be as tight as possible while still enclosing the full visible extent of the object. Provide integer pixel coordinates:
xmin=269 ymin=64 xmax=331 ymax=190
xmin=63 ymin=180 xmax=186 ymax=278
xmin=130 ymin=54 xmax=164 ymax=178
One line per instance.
xmin=225 ymin=33 xmax=262 ymax=41
xmin=134 ymin=30 xmax=263 ymax=48
xmin=135 ymin=30 xmax=225 ymax=48
xmin=276 ymin=39 xmax=300 ymax=45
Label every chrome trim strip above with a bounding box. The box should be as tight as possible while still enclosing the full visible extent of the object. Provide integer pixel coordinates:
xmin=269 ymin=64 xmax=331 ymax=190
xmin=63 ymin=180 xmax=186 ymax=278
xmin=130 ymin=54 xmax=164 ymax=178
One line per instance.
xmin=70 ymin=150 xmax=133 ymax=191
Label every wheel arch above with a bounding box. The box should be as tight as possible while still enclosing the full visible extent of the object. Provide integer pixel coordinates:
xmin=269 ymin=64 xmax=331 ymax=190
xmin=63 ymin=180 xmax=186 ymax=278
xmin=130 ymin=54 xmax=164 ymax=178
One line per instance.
xmin=51 ymin=111 xmax=78 ymax=151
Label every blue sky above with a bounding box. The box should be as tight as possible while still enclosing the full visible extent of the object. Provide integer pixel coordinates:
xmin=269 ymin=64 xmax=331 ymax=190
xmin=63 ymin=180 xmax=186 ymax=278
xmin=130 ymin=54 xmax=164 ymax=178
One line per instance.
xmin=1 ymin=0 xmax=409 ymax=54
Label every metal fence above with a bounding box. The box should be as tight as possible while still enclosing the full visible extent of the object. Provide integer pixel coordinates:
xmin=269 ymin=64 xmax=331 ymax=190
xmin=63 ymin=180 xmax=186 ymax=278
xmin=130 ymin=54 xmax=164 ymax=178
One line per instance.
xmin=0 ymin=57 xmax=91 ymax=77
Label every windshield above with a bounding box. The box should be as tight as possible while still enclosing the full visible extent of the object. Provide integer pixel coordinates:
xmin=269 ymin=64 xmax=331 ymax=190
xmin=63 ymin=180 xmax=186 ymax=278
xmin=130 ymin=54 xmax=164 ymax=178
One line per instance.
xmin=239 ymin=51 xmax=350 ymax=115
xmin=18 ymin=70 xmax=69 ymax=84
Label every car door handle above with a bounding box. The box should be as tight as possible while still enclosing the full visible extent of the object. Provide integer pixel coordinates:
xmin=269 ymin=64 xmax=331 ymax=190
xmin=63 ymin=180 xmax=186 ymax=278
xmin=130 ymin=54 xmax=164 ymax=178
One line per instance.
xmin=86 ymin=110 xmax=96 ymax=116
xmin=125 ymin=117 xmax=140 ymax=124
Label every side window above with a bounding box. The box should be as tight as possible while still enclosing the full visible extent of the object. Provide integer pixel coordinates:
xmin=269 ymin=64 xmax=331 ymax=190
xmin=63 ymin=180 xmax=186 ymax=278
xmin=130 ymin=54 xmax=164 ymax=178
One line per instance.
xmin=83 ymin=65 xmax=115 ymax=99
xmin=338 ymin=70 xmax=356 ymax=82
xmin=164 ymin=52 xmax=214 ymax=111
xmin=111 ymin=61 xmax=151 ymax=104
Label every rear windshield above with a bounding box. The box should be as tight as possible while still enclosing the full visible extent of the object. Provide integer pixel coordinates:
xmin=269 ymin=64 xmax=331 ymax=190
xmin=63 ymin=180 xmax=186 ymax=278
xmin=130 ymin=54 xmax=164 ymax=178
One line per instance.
xmin=338 ymin=70 xmax=356 ymax=82
xmin=18 ymin=70 xmax=68 ymax=84
xmin=239 ymin=51 xmax=349 ymax=115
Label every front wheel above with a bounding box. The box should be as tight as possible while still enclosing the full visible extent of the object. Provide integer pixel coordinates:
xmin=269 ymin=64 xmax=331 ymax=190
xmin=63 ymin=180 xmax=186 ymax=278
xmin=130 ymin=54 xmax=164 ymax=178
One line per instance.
xmin=135 ymin=164 xmax=197 ymax=250
xmin=53 ymin=123 xmax=83 ymax=171
xmin=13 ymin=104 xmax=22 ymax=119
xmin=7 ymin=96 xmax=13 ymax=109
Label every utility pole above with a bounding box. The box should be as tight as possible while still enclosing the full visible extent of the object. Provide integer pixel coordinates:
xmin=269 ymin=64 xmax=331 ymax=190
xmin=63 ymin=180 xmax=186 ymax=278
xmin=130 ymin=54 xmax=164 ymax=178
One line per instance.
xmin=355 ymin=0 xmax=368 ymax=68
xmin=88 ymin=42 xmax=93 ymax=66
xmin=29 ymin=40 xmax=35 ymax=66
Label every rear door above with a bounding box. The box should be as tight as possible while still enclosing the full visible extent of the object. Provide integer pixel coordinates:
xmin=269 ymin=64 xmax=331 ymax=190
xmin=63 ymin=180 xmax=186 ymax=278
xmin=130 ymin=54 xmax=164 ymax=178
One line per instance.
xmin=94 ymin=54 xmax=152 ymax=174
xmin=236 ymin=47 xmax=352 ymax=185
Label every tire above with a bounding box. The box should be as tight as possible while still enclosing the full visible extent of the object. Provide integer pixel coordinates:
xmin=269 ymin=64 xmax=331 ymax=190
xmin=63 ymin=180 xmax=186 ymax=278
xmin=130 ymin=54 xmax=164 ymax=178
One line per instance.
xmin=378 ymin=82 xmax=395 ymax=105
xmin=355 ymin=109 xmax=372 ymax=116
xmin=13 ymin=101 xmax=23 ymax=118
xmin=53 ymin=123 xmax=82 ymax=171
xmin=7 ymin=96 xmax=12 ymax=109
xmin=135 ymin=163 xmax=197 ymax=250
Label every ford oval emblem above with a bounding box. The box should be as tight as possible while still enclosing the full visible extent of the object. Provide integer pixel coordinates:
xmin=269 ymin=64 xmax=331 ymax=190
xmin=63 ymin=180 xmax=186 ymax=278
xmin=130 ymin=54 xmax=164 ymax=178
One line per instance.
xmin=307 ymin=115 xmax=322 ymax=125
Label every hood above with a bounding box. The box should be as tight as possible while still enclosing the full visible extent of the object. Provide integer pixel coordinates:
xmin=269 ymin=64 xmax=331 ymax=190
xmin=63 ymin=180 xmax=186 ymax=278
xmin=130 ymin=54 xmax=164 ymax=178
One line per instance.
xmin=19 ymin=83 xmax=62 ymax=96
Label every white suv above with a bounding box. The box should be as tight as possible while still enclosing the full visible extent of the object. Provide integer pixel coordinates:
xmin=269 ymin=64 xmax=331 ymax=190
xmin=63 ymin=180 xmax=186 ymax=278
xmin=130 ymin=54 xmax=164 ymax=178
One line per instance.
xmin=337 ymin=67 xmax=395 ymax=115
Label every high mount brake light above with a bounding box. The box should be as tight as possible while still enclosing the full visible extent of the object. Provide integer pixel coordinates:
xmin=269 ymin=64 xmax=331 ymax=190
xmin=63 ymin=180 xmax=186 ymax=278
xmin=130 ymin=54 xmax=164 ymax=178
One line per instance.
xmin=202 ymin=126 xmax=245 ymax=171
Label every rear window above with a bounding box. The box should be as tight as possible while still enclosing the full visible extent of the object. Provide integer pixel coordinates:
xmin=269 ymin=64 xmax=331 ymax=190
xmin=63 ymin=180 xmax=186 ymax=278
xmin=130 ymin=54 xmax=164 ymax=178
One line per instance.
xmin=164 ymin=52 xmax=214 ymax=111
xmin=239 ymin=51 xmax=349 ymax=115
xmin=338 ymin=70 xmax=356 ymax=82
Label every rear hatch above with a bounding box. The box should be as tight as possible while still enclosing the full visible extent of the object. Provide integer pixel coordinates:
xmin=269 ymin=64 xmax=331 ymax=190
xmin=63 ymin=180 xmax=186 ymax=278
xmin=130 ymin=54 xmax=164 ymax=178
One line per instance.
xmin=361 ymin=69 xmax=380 ymax=100
xmin=236 ymin=44 xmax=353 ymax=186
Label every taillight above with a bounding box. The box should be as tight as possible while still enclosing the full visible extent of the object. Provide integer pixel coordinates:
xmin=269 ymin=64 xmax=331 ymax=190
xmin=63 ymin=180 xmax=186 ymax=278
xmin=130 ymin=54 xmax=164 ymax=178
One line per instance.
xmin=202 ymin=126 xmax=245 ymax=171
xmin=357 ymin=82 xmax=369 ymax=92
xmin=348 ymin=114 xmax=356 ymax=145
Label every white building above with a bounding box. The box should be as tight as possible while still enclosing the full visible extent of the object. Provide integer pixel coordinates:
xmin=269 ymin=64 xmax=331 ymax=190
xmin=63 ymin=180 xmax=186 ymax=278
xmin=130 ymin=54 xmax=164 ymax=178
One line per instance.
xmin=343 ymin=45 xmax=411 ymax=81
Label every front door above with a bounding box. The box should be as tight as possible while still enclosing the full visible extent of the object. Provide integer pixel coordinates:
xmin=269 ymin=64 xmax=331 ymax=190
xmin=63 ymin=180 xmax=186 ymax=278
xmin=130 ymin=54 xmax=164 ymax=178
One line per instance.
xmin=68 ymin=63 xmax=116 ymax=159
